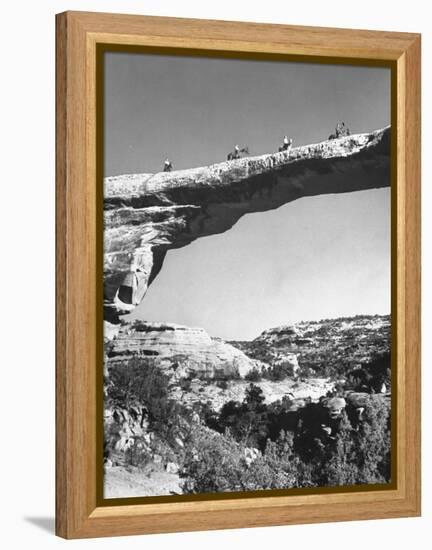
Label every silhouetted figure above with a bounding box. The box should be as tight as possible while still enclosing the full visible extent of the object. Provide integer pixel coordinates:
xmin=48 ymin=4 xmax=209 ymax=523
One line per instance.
xmin=227 ymin=145 xmax=249 ymax=161
xmin=278 ymin=135 xmax=293 ymax=152
xmin=328 ymin=121 xmax=351 ymax=140
xmin=163 ymin=158 xmax=173 ymax=172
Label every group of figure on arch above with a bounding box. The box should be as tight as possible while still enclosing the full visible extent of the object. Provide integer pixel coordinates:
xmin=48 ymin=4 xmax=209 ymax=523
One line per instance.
xmin=161 ymin=122 xmax=350 ymax=173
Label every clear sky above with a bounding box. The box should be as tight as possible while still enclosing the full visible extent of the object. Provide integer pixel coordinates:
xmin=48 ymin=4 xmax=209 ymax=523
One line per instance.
xmin=105 ymin=52 xmax=391 ymax=340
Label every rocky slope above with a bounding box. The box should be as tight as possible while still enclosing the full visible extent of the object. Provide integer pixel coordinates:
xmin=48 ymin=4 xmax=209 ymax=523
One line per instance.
xmin=105 ymin=314 xmax=390 ymax=411
xmin=169 ymin=377 xmax=334 ymax=413
xmin=230 ymin=314 xmax=390 ymax=377
xmin=106 ymin=314 xmax=390 ymax=384
xmin=104 ymin=127 xmax=390 ymax=318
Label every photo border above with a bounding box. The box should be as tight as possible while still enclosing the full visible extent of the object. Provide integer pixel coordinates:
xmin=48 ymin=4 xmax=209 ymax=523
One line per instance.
xmin=96 ymin=43 xmax=397 ymax=507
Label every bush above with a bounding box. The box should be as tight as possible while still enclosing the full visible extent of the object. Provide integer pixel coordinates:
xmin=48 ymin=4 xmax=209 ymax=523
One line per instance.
xmin=124 ymin=437 xmax=152 ymax=468
xmin=345 ymin=352 xmax=391 ymax=392
xmin=106 ymin=357 xmax=169 ymax=411
xmin=179 ymin=378 xmax=192 ymax=392
xmin=302 ymin=398 xmax=391 ymax=487
xmin=180 ymin=428 xmax=246 ymax=494
xmin=106 ymin=357 xmax=185 ymax=442
xmin=244 ymin=367 xmax=262 ymax=382
xmin=180 ymin=427 xmax=314 ymax=494
xmin=354 ymin=397 xmax=391 ymax=482
xmin=262 ymin=361 xmax=295 ymax=381
xmin=214 ymin=385 xmax=269 ymax=449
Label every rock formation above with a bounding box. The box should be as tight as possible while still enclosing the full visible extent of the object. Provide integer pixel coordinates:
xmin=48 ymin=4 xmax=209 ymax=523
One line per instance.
xmin=106 ymin=320 xmax=259 ymax=378
xmin=104 ymin=127 xmax=390 ymax=319
xmin=231 ymin=314 xmax=390 ymax=377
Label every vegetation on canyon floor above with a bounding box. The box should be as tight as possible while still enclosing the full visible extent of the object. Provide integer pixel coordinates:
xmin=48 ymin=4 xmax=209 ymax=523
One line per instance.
xmin=104 ymin=332 xmax=391 ymax=494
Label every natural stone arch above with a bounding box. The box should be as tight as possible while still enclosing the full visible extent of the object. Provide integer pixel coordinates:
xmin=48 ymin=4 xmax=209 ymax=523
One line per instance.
xmin=104 ymin=127 xmax=390 ymax=320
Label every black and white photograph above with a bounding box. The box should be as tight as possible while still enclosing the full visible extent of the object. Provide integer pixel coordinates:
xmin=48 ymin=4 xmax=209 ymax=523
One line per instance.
xmin=102 ymin=51 xmax=392 ymax=499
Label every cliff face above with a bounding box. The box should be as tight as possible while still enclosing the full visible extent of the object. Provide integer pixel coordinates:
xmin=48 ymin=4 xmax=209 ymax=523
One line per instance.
xmin=106 ymin=320 xmax=258 ymax=379
xmin=104 ymin=127 xmax=390 ymax=317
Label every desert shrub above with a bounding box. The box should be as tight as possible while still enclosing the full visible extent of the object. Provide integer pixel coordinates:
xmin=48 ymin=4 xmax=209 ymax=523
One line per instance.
xmin=345 ymin=352 xmax=391 ymax=392
xmin=106 ymin=357 xmax=185 ymax=442
xmin=244 ymin=367 xmax=262 ymax=382
xmin=310 ymin=412 xmax=359 ymax=486
xmin=238 ymin=457 xmax=292 ymax=490
xmin=244 ymin=383 xmax=266 ymax=408
xmin=149 ymin=435 xmax=180 ymax=466
xmin=353 ymin=397 xmax=391 ymax=482
xmin=234 ymin=431 xmax=314 ymax=491
xmin=124 ymin=437 xmax=152 ymax=468
xmin=179 ymin=378 xmax=192 ymax=391
xmin=261 ymin=432 xmax=315 ymax=488
xmin=216 ymin=379 xmax=229 ymax=390
xmin=180 ymin=428 xmax=246 ymax=494
xmin=104 ymin=421 xmax=122 ymax=461
xmin=106 ymin=357 xmax=168 ymax=410
xmin=263 ymin=361 xmax=295 ymax=381
xmin=218 ymin=400 xmax=243 ymax=435
xmin=181 ymin=427 xmax=314 ymax=493
xmin=303 ymin=399 xmax=391 ymax=486
xmin=191 ymin=401 xmax=220 ymax=432
xmin=216 ymin=385 xmax=269 ymax=449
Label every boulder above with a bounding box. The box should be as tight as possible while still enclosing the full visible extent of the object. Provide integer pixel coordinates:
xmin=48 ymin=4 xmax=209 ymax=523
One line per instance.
xmin=166 ymin=462 xmax=179 ymax=474
xmin=322 ymin=397 xmax=347 ymax=418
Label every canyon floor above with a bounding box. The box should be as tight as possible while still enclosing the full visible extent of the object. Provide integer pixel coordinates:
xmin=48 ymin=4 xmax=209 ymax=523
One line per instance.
xmin=105 ymin=466 xmax=181 ymax=499
xmin=103 ymin=314 xmax=391 ymax=498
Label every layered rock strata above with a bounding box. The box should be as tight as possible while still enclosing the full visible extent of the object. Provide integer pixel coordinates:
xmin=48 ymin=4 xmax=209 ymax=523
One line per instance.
xmin=106 ymin=320 xmax=259 ymax=378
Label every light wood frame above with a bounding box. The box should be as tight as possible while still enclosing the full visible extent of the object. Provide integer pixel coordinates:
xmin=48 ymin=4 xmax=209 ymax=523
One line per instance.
xmin=56 ymin=11 xmax=421 ymax=539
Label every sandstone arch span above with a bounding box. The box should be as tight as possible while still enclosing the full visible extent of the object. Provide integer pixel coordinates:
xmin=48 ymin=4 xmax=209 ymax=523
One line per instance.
xmin=104 ymin=127 xmax=390 ymax=320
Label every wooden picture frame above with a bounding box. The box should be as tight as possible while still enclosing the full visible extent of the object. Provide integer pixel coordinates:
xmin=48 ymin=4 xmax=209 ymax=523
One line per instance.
xmin=56 ymin=11 xmax=421 ymax=539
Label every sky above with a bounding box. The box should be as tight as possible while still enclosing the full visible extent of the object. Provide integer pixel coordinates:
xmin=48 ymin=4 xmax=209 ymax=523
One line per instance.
xmin=105 ymin=52 xmax=391 ymax=340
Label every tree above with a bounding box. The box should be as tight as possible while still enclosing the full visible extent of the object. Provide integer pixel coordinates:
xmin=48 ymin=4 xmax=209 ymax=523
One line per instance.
xmin=180 ymin=428 xmax=246 ymax=494
xmin=180 ymin=427 xmax=312 ymax=494
xmin=354 ymin=397 xmax=391 ymax=483
xmin=316 ymin=412 xmax=359 ymax=486
xmin=244 ymin=367 xmax=262 ymax=382
xmin=106 ymin=357 xmax=169 ymax=411
xmin=263 ymin=361 xmax=295 ymax=381
xmin=244 ymin=383 xmax=266 ymax=410
xmin=314 ymin=399 xmax=391 ymax=486
xmin=216 ymin=385 xmax=268 ymax=449
xmin=106 ymin=357 xmax=183 ymax=441
xmin=345 ymin=352 xmax=391 ymax=392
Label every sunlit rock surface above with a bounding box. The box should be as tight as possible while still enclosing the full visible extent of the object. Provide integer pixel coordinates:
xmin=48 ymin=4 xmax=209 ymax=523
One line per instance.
xmin=231 ymin=314 xmax=391 ymax=375
xmin=105 ymin=320 xmax=259 ymax=378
